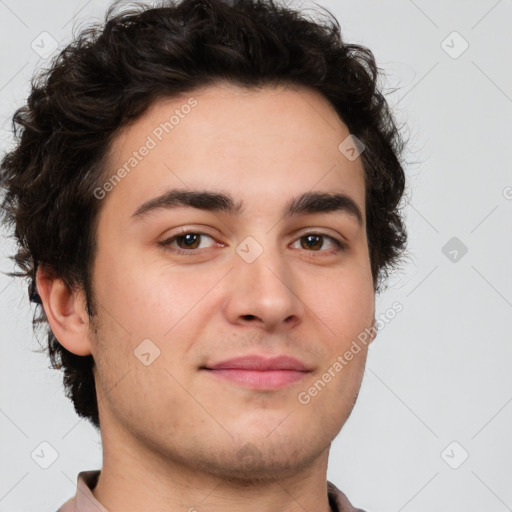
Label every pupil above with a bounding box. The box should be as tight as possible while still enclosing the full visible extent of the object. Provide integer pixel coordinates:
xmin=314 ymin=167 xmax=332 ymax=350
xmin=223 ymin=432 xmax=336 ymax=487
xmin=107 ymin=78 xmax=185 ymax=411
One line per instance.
xmin=304 ymin=234 xmax=321 ymax=250
xmin=182 ymin=233 xmax=198 ymax=247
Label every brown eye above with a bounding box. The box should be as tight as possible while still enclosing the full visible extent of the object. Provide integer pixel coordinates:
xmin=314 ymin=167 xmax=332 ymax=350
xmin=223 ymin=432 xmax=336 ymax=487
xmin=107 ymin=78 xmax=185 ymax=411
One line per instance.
xmin=175 ymin=233 xmax=201 ymax=249
xmin=160 ymin=232 xmax=217 ymax=254
xmin=300 ymin=234 xmax=323 ymax=250
xmin=292 ymin=232 xmax=345 ymax=254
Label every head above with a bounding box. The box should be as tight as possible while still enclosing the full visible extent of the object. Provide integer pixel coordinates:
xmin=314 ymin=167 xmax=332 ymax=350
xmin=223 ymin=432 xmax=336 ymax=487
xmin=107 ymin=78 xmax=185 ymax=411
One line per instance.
xmin=0 ymin=0 xmax=407 ymax=477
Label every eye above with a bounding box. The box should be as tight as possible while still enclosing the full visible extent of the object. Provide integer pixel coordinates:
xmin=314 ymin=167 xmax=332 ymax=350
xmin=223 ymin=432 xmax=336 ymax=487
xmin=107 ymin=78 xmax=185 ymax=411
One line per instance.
xmin=291 ymin=232 xmax=345 ymax=255
xmin=159 ymin=231 xmax=219 ymax=255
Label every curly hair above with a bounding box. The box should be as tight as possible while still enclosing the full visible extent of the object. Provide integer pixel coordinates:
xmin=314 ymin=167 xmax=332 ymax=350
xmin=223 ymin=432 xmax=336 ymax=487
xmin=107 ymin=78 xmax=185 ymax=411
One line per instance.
xmin=0 ymin=0 xmax=409 ymax=430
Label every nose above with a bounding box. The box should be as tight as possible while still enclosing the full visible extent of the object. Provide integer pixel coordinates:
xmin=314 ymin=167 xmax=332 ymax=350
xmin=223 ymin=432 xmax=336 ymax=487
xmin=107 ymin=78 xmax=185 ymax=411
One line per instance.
xmin=222 ymin=243 xmax=305 ymax=331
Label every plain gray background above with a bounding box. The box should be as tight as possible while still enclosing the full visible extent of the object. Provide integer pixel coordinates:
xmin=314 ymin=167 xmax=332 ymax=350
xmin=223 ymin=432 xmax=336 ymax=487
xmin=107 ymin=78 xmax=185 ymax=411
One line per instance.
xmin=1 ymin=1 xmax=511 ymax=511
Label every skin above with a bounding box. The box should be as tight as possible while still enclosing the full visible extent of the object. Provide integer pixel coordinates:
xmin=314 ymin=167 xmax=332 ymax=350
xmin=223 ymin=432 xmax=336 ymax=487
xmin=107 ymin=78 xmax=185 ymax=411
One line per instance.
xmin=37 ymin=82 xmax=376 ymax=512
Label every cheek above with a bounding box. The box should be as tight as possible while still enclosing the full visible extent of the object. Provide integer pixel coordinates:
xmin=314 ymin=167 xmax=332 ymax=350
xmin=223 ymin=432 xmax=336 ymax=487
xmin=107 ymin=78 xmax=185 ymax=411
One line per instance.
xmin=305 ymin=266 xmax=374 ymax=338
xmin=94 ymin=352 xmax=188 ymax=437
xmin=93 ymin=248 xmax=186 ymax=337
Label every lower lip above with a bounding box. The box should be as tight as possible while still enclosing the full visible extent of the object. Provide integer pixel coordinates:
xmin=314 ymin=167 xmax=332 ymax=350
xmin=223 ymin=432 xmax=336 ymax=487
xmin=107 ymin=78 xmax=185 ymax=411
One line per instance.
xmin=203 ymin=369 xmax=308 ymax=390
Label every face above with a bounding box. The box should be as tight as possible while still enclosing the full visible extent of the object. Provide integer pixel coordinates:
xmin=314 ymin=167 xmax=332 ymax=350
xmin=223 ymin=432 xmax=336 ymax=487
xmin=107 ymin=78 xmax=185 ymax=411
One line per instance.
xmin=87 ymin=82 xmax=375 ymax=481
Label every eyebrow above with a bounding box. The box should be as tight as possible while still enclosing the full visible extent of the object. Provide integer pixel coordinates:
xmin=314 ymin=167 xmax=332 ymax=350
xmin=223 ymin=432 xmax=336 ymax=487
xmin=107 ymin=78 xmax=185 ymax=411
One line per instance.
xmin=130 ymin=188 xmax=363 ymax=226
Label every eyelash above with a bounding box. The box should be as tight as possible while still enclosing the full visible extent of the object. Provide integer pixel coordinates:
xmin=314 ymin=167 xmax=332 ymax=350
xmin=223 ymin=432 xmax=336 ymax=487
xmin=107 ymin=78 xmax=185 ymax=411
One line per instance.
xmin=159 ymin=230 xmax=346 ymax=257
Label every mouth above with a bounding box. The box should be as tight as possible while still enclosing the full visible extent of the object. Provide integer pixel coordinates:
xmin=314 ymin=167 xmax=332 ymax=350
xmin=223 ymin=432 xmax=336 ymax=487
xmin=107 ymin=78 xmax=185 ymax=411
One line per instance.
xmin=201 ymin=354 xmax=312 ymax=390
xmin=202 ymin=368 xmax=309 ymax=390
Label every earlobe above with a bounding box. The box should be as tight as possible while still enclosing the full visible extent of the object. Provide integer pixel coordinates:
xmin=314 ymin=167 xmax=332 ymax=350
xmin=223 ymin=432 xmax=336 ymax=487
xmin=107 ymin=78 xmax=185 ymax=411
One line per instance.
xmin=36 ymin=268 xmax=93 ymax=356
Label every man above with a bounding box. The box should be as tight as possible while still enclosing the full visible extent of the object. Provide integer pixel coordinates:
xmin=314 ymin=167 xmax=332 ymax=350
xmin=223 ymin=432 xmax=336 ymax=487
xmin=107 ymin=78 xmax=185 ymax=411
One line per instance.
xmin=0 ymin=0 xmax=408 ymax=510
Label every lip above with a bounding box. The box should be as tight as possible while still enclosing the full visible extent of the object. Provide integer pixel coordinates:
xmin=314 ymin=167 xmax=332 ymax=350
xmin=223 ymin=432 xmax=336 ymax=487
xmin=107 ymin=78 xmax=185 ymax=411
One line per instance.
xmin=205 ymin=355 xmax=311 ymax=371
xmin=202 ymin=355 xmax=312 ymax=390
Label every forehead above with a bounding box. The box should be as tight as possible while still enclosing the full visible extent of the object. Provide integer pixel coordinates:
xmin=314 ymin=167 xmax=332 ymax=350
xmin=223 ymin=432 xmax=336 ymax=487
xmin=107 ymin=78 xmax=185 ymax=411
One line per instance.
xmin=102 ymin=82 xmax=366 ymax=225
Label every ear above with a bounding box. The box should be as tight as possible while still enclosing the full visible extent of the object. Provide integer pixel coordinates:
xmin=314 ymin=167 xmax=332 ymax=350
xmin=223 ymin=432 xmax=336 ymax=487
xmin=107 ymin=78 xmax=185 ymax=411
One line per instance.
xmin=36 ymin=266 xmax=94 ymax=356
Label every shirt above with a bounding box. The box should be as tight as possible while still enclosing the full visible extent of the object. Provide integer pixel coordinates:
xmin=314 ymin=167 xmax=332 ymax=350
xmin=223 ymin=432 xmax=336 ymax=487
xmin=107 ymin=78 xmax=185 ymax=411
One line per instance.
xmin=57 ymin=470 xmax=367 ymax=512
